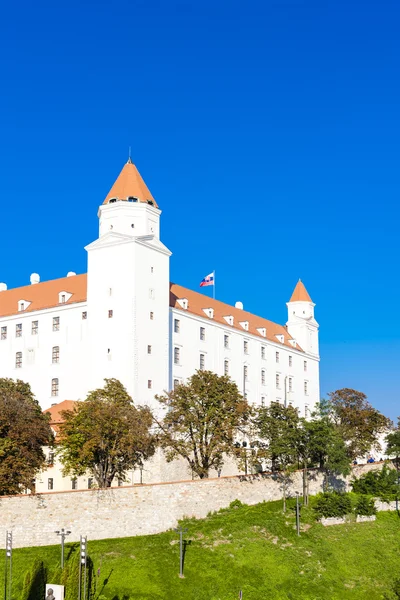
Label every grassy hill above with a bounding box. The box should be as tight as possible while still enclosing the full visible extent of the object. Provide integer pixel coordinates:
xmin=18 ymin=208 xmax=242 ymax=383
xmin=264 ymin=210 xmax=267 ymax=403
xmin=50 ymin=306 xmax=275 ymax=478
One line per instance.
xmin=1 ymin=497 xmax=399 ymax=599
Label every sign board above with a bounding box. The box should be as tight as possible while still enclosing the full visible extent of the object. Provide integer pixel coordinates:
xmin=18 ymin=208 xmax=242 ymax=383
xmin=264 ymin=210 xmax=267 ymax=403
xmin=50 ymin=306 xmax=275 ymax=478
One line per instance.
xmin=45 ymin=584 xmax=65 ymax=600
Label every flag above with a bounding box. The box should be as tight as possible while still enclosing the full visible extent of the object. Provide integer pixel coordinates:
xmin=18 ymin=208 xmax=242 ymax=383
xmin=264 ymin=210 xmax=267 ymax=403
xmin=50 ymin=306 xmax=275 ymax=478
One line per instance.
xmin=200 ymin=272 xmax=214 ymax=287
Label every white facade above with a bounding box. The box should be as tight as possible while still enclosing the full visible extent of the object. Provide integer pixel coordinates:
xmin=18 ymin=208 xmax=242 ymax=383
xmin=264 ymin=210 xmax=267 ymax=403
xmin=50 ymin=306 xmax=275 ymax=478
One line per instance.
xmin=0 ymin=159 xmax=320 ymax=419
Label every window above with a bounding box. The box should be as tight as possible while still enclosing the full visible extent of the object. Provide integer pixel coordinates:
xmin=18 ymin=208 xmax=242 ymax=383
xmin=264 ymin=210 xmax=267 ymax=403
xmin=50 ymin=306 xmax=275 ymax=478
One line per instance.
xmin=305 ymin=404 xmax=310 ymax=418
xmin=151 ymin=266 xmax=154 ymax=273
xmin=244 ymin=340 xmax=249 ymax=354
xmin=275 ymin=351 xmax=279 ymax=363
xmin=52 ymin=346 xmax=60 ymax=363
xmin=174 ymin=347 xmax=180 ymax=365
xmin=304 ymin=381 xmax=308 ymax=395
xmin=48 ymin=451 xmax=54 ymax=466
xmin=48 ymin=478 xmax=53 ymax=491
xmin=289 ymin=377 xmax=293 ymax=392
xmin=149 ymin=288 xmax=155 ymax=299
xmin=261 ymin=346 xmax=265 ymax=359
xmin=19 ymin=302 xmax=25 ymax=311
xmin=15 ymin=352 xmax=22 ymax=368
xmin=31 ymin=321 xmax=38 ymax=335
xmin=1 ymin=326 xmax=7 ymax=340
xmin=52 ymin=317 xmax=60 ymax=332
xmin=16 ymin=323 xmax=22 ymax=337
xmin=88 ymin=478 xmax=93 ymax=489
xmin=60 ymin=294 xmax=66 ymax=303
xmin=82 ymin=311 xmax=87 ymax=320
xmin=244 ymin=365 xmax=248 ymax=381
xmin=147 ymin=345 xmax=152 ymax=354
xmin=304 ymin=360 xmax=307 ymax=372
xmin=51 ymin=378 xmax=59 ymax=397
xmin=148 ymin=380 xmax=152 ymax=389
xmin=224 ymin=334 xmax=229 ymax=349
xmin=200 ymin=353 xmax=205 ymax=370
xmin=174 ymin=379 xmax=179 ymax=389
xmin=200 ymin=327 xmax=205 ymax=341
xmin=174 ymin=319 xmax=180 ymax=333
xmin=150 ymin=311 xmax=154 ymax=320
xmin=276 ymin=374 xmax=280 ymax=389
xmin=261 ymin=369 xmax=266 ymax=385
xmin=224 ymin=359 xmax=229 ymax=376
xmin=108 ymin=310 xmax=113 ymax=318
xmin=289 ymin=355 xmax=292 ymax=367
xmin=261 ymin=396 xmax=265 ymax=407
xmin=71 ymin=478 xmax=78 ymax=490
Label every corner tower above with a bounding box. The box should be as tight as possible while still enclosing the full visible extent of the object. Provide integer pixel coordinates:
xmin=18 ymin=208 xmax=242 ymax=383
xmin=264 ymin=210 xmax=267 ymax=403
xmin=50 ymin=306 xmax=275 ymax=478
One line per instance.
xmin=286 ymin=280 xmax=319 ymax=357
xmin=85 ymin=158 xmax=171 ymax=407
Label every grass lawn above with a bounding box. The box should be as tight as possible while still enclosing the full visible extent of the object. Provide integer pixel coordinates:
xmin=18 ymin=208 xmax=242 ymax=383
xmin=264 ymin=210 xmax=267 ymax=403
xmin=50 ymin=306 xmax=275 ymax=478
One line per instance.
xmin=1 ymin=498 xmax=399 ymax=599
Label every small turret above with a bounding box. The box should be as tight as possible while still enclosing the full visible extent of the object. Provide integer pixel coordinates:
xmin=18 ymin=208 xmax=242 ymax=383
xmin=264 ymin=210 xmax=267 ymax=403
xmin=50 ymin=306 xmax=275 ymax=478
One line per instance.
xmin=286 ymin=280 xmax=319 ymax=356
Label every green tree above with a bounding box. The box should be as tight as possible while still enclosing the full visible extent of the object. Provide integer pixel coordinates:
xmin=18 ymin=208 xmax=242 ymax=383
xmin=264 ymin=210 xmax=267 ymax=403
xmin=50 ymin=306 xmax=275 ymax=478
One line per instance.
xmin=0 ymin=378 xmax=53 ymax=495
xmin=155 ymin=370 xmax=251 ymax=479
xmin=386 ymin=417 xmax=400 ymax=474
xmin=58 ymin=379 xmax=156 ymax=488
xmin=253 ymin=402 xmax=299 ymax=511
xmin=326 ymin=388 xmax=391 ymax=460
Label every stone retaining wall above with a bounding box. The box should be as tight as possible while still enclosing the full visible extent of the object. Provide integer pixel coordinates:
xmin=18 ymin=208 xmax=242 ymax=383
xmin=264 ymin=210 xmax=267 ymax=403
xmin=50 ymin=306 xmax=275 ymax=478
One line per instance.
xmin=0 ymin=462 xmax=390 ymax=548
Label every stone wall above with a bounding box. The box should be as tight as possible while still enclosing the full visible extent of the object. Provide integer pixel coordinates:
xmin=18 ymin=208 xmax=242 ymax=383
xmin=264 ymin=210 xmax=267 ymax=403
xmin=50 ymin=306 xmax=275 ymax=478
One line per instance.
xmin=0 ymin=462 xmax=387 ymax=549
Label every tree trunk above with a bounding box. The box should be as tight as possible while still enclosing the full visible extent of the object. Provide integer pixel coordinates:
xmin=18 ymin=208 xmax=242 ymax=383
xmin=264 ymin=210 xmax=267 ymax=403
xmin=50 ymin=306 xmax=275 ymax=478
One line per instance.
xmin=302 ymin=464 xmax=308 ymax=506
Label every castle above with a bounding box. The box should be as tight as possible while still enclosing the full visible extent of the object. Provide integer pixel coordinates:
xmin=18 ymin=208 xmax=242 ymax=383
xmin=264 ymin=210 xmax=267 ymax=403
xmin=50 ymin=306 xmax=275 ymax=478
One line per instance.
xmin=0 ymin=159 xmax=320 ymax=488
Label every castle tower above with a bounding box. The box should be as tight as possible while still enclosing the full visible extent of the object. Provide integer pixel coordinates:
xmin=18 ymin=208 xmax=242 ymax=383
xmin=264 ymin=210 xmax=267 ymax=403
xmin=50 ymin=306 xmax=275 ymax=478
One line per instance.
xmin=286 ymin=280 xmax=319 ymax=357
xmin=85 ymin=159 xmax=171 ymax=406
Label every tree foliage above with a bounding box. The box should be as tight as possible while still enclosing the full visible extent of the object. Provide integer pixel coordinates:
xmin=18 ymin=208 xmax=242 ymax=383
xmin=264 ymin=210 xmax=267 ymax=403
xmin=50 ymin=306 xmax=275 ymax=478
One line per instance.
xmin=0 ymin=378 xmax=53 ymax=495
xmin=58 ymin=379 xmax=156 ymax=488
xmin=351 ymin=465 xmax=400 ymax=500
xmin=155 ymin=370 xmax=250 ymax=478
xmin=386 ymin=417 xmax=400 ymax=462
xmin=326 ymin=388 xmax=391 ymax=459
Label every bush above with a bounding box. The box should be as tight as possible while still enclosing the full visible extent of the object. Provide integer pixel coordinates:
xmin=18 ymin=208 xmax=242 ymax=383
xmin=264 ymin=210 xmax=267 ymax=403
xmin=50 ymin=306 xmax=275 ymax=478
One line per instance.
xmin=351 ymin=465 xmax=400 ymax=501
xmin=313 ymin=492 xmax=352 ymax=518
xmin=355 ymin=495 xmax=377 ymax=516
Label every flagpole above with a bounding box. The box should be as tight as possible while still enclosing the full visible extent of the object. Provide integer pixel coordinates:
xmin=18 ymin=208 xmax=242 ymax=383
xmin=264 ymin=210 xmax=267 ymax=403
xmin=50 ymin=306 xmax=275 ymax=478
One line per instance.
xmin=213 ymin=270 xmax=216 ymax=300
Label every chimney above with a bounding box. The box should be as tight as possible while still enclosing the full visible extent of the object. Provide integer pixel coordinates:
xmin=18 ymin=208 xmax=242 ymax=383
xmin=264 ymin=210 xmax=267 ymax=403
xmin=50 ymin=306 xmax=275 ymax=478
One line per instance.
xmin=30 ymin=273 xmax=40 ymax=285
xmin=0 ymin=283 xmax=7 ymax=292
xmin=235 ymin=301 xmax=244 ymax=310
xmin=67 ymin=272 xmax=76 ymax=277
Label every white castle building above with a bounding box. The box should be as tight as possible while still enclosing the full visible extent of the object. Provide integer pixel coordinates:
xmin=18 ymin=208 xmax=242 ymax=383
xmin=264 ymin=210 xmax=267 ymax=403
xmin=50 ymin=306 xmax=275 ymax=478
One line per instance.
xmin=0 ymin=159 xmax=320 ymax=419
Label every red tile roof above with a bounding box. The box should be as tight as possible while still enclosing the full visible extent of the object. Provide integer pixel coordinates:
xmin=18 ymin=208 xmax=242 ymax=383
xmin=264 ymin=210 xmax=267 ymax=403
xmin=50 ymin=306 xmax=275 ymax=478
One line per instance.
xmin=0 ymin=276 xmax=304 ymax=352
xmin=103 ymin=159 xmax=158 ymax=208
xmin=289 ymin=279 xmax=313 ymax=303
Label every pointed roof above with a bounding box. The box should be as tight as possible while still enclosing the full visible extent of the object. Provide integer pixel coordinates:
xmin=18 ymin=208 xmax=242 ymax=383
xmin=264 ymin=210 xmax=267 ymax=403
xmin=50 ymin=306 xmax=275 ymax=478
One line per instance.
xmin=103 ymin=159 xmax=158 ymax=208
xmin=289 ymin=279 xmax=313 ymax=303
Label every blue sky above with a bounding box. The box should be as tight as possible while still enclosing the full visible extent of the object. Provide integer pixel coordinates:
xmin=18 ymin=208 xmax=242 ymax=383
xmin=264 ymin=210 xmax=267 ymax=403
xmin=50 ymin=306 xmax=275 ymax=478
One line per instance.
xmin=0 ymin=0 xmax=399 ymax=419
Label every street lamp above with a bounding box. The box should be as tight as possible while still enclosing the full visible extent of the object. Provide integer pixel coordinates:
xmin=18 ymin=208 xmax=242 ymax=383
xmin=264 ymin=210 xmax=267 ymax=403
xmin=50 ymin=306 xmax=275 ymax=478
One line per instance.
xmin=78 ymin=535 xmax=88 ymax=600
xmin=4 ymin=531 xmax=12 ymax=600
xmin=174 ymin=526 xmax=188 ymax=578
xmin=55 ymin=528 xmax=71 ymax=569
xmin=295 ymin=492 xmax=300 ymax=537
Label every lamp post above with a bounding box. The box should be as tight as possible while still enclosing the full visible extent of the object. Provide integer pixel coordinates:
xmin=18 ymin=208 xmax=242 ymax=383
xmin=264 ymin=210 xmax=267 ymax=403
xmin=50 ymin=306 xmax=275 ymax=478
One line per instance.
xmin=4 ymin=531 xmax=12 ymax=600
xmin=78 ymin=535 xmax=87 ymax=600
xmin=55 ymin=528 xmax=71 ymax=569
xmin=295 ymin=492 xmax=300 ymax=537
xmin=174 ymin=526 xmax=188 ymax=578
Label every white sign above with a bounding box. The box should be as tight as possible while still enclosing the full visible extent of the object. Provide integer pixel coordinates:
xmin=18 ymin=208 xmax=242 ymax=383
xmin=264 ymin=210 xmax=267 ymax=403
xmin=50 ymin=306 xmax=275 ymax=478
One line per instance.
xmin=45 ymin=584 xmax=65 ymax=600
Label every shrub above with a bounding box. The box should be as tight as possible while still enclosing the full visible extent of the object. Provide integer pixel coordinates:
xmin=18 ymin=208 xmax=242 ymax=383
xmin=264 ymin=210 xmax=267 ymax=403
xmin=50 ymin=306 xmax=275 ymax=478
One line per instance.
xmin=313 ymin=492 xmax=352 ymax=519
xmin=351 ymin=465 xmax=400 ymax=501
xmin=355 ymin=495 xmax=377 ymax=516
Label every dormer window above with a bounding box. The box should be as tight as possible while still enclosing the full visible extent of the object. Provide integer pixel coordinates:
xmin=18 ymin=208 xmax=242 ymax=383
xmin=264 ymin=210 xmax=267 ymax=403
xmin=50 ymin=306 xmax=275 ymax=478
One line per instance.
xmin=177 ymin=298 xmax=188 ymax=310
xmin=58 ymin=291 xmax=72 ymax=304
xmin=147 ymin=200 xmax=154 ymax=206
xmin=19 ymin=301 xmax=25 ymax=311
xmin=109 ymin=198 xmax=117 ymax=203
xmin=127 ymin=196 xmax=138 ymax=202
xmin=275 ymin=334 xmax=285 ymax=344
xmin=257 ymin=327 xmax=266 ymax=338
xmin=18 ymin=300 xmax=31 ymax=312
xmin=223 ymin=315 xmax=234 ymax=326
xmin=61 ymin=294 xmax=66 ymax=304
xmin=202 ymin=308 xmax=214 ymax=319
xmin=239 ymin=321 xmax=249 ymax=331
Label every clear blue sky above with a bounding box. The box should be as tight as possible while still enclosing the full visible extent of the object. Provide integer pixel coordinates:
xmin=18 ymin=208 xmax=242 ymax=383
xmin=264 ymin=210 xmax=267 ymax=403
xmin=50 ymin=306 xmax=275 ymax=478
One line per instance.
xmin=0 ymin=0 xmax=399 ymax=419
